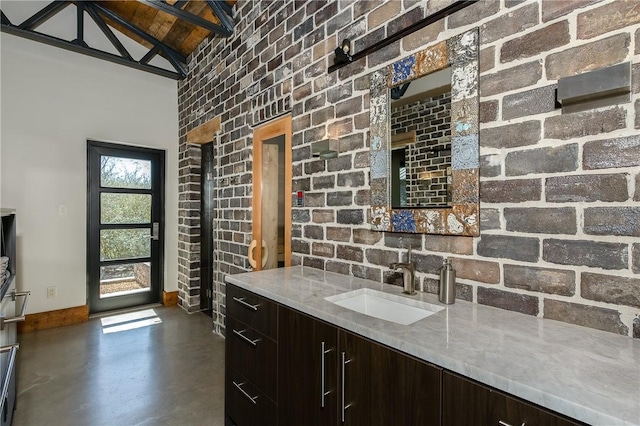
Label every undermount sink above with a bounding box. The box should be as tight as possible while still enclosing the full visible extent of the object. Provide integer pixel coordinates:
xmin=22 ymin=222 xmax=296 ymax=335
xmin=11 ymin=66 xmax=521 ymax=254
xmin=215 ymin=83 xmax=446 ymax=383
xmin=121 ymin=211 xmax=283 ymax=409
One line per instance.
xmin=325 ymin=288 xmax=444 ymax=325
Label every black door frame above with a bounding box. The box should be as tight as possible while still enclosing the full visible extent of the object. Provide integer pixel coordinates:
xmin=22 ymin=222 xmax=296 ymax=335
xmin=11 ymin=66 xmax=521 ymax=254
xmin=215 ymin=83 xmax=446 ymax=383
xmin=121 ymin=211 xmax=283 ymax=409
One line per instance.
xmin=86 ymin=140 xmax=165 ymax=314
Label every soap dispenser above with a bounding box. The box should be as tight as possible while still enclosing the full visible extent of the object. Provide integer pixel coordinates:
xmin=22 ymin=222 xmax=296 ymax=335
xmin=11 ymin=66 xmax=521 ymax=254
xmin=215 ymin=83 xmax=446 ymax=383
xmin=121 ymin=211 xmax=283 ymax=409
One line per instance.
xmin=439 ymin=258 xmax=456 ymax=304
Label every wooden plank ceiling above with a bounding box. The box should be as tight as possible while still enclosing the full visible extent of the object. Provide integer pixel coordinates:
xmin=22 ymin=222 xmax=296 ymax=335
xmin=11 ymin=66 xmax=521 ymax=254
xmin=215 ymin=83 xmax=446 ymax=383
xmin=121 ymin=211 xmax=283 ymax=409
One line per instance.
xmin=98 ymin=0 xmax=235 ymax=57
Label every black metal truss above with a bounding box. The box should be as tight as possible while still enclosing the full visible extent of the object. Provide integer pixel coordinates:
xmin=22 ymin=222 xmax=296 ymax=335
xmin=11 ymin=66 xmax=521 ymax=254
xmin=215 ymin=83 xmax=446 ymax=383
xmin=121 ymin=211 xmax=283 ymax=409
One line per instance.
xmin=0 ymin=1 xmax=235 ymax=80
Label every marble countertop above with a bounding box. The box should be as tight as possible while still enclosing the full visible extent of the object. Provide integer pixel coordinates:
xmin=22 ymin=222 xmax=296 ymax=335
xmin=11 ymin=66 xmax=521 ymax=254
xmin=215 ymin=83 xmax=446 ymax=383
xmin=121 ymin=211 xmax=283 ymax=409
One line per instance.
xmin=225 ymin=266 xmax=640 ymax=426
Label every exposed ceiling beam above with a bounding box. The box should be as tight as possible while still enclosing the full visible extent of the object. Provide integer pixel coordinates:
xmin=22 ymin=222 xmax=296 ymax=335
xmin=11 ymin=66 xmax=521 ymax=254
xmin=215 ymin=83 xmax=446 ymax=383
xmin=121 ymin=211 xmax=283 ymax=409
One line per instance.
xmin=84 ymin=3 xmax=133 ymax=61
xmin=18 ymin=1 xmax=70 ymax=31
xmin=1 ymin=10 xmax=11 ymax=26
xmin=206 ymin=1 xmax=234 ymax=34
xmin=140 ymin=0 xmax=232 ymax=37
xmin=140 ymin=44 xmax=162 ymax=65
xmin=76 ymin=1 xmax=84 ymax=46
xmin=92 ymin=2 xmax=187 ymax=64
xmin=216 ymin=1 xmax=234 ymax=19
xmin=0 ymin=24 xmax=181 ymax=79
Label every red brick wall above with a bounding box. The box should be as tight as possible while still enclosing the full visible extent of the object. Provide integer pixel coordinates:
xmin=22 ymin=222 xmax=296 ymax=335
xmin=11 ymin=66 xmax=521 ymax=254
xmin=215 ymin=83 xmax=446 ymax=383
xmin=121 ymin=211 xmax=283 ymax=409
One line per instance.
xmin=178 ymin=0 xmax=640 ymax=338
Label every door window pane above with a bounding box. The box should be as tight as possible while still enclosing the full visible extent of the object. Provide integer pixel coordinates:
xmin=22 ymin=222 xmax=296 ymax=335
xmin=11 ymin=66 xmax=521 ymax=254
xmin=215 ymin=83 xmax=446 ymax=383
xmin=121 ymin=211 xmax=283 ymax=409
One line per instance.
xmin=100 ymin=262 xmax=151 ymax=298
xmin=101 ymin=193 xmax=151 ymax=224
xmin=100 ymin=229 xmax=150 ymax=261
xmin=101 ymin=156 xmax=151 ymax=189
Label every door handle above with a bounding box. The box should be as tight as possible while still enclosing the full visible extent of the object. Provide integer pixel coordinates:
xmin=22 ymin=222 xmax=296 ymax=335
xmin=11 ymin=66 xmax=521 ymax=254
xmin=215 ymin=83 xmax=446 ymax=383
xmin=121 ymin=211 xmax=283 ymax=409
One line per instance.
xmin=149 ymin=222 xmax=159 ymax=241
xmin=247 ymin=239 xmax=268 ymax=269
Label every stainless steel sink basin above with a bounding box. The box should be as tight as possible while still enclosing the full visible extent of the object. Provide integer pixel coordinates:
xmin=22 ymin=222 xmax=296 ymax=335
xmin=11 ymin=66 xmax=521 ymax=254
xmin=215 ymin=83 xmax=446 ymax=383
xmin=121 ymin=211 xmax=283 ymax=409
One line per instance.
xmin=325 ymin=288 xmax=444 ymax=325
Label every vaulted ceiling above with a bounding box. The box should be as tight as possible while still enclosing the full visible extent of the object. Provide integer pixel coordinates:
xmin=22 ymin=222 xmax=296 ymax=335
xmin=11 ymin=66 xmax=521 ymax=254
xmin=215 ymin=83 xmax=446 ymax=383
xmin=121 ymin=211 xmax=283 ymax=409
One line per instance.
xmin=0 ymin=1 xmax=236 ymax=79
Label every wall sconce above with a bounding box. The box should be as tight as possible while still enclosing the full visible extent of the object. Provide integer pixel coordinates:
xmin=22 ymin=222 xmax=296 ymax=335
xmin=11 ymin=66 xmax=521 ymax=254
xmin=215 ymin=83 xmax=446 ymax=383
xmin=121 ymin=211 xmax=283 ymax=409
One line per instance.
xmin=556 ymin=62 xmax=631 ymax=114
xmin=333 ymin=39 xmax=352 ymax=65
xmin=311 ymin=139 xmax=338 ymax=159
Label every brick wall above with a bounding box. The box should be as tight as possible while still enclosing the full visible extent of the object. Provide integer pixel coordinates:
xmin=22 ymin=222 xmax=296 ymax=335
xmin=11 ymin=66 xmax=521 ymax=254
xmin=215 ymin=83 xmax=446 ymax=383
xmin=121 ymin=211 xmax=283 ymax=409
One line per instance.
xmin=178 ymin=0 xmax=640 ymax=338
xmin=391 ymin=92 xmax=452 ymax=206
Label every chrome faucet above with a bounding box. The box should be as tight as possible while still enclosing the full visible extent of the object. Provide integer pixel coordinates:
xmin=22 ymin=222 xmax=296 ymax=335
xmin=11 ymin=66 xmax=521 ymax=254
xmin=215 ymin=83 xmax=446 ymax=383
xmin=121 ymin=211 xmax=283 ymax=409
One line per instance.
xmin=390 ymin=246 xmax=416 ymax=295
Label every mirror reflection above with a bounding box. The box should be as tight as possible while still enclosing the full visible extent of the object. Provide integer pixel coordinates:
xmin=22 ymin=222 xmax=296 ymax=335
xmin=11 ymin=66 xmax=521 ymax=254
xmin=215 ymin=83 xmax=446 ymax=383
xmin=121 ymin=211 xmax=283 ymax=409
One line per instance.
xmin=390 ymin=68 xmax=452 ymax=208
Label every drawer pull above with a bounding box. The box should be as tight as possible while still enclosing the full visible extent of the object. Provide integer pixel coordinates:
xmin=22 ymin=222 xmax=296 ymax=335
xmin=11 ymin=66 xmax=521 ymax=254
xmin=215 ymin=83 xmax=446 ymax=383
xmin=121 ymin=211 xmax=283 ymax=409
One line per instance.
xmin=232 ymin=296 xmax=259 ymax=312
xmin=233 ymin=381 xmax=259 ymax=405
xmin=498 ymin=422 xmax=525 ymax=426
xmin=1 ymin=291 xmax=31 ymax=330
xmin=233 ymin=329 xmax=260 ymax=347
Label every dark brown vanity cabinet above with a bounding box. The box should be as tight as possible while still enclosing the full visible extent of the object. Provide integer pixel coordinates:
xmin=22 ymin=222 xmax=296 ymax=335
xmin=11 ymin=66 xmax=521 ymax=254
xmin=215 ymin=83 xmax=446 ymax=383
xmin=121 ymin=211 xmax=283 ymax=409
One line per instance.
xmin=225 ymin=285 xmax=278 ymax=426
xmin=443 ymin=372 xmax=581 ymax=426
xmin=278 ymin=305 xmax=441 ymax=426
xmin=226 ymin=284 xmax=581 ymax=426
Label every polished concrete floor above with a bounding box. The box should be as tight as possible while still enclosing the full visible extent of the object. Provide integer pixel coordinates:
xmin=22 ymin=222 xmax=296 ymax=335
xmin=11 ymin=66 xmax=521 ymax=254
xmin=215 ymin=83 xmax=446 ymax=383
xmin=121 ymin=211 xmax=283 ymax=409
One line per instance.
xmin=13 ymin=306 xmax=225 ymax=426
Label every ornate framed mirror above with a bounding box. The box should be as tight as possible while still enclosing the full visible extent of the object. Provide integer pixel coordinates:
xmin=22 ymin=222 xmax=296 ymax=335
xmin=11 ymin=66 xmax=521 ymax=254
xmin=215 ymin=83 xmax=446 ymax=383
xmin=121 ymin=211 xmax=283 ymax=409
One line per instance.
xmin=369 ymin=28 xmax=479 ymax=236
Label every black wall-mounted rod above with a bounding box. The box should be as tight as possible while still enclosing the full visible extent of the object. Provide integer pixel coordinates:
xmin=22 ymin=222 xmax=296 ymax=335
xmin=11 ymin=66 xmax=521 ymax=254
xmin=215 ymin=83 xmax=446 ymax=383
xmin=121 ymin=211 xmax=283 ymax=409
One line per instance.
xmin=328 ymin=0 xmax=479 ymax=74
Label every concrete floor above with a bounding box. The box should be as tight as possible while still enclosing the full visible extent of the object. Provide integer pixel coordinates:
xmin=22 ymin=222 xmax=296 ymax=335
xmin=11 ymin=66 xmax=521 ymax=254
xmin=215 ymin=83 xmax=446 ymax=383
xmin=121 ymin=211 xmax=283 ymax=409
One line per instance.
xmin=12 ymin=306 xmax=225 ymax=426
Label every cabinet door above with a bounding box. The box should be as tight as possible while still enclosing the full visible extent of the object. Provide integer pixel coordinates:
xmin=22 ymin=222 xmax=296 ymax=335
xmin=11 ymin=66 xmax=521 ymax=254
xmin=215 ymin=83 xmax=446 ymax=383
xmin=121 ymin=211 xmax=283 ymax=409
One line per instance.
xmin=443 ymin=372 xmax=581 ymax=426
xmin=369 ymin=343 xmax=441 ymax=425
xmin=339 ymin=330 xmax=371 ymax=426
xmin=443 ymin=371 xmax=489 ymax=425
xmin=278 ymin=307 xmax=338 ymax=426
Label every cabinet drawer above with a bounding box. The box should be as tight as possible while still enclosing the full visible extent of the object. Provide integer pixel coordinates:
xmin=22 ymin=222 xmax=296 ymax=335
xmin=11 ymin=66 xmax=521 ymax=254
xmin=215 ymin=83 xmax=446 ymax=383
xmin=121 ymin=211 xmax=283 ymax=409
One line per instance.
xmin=226 ymin=315 xmax=277 ymax=399
xmin=226 ymin=368 xmax=277 ymax=426
xmin=227 ymin=284 xmax=277 ymax=339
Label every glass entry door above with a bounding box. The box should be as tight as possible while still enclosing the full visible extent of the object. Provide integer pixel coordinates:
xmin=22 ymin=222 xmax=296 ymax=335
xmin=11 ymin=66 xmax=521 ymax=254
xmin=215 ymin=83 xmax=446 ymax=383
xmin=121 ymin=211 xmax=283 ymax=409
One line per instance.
xmin=87 ymin=141 xmax=164 ymax=314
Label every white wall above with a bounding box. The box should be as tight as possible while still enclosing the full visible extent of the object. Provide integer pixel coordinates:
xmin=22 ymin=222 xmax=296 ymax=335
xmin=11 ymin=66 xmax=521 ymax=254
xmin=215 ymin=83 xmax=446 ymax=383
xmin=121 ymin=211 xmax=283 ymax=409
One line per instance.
xmin=0 ymin=34 xmax=179 ymax=314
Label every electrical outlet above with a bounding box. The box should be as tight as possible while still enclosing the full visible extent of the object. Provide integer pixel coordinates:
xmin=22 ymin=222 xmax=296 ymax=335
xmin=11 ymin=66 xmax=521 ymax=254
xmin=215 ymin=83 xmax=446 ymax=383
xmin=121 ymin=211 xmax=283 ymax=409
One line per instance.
xmin=47 ymin=286 xmax=57 ymax=298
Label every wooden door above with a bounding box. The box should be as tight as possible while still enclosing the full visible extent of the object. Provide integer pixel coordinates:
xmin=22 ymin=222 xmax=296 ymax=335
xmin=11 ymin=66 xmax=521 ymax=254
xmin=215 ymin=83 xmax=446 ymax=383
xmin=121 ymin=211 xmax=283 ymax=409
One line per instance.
xmin=278 ymin=306 xmax=338 ymax=426
xmin=251 ymin=115 xmax=292 ymax=271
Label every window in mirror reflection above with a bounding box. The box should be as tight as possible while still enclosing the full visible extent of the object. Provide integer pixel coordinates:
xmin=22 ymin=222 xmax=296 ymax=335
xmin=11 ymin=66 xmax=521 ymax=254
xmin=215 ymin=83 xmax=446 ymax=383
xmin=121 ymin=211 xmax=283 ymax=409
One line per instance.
xmin=390 ymin=68 xmax=452 ymax=208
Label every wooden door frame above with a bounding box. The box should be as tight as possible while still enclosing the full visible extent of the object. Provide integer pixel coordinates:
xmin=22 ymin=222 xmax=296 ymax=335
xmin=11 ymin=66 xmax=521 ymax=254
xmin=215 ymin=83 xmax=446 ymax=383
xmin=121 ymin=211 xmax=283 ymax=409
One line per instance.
xmin=252 ymin=115 xmax=292 ymax=270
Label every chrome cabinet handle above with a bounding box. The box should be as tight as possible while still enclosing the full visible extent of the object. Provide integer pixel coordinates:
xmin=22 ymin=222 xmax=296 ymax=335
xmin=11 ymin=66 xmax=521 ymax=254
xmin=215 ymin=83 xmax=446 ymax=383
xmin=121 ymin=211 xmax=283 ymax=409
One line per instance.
xmin=232 ymin=329 xmax=260 ymax=347
xmin=232 ymin=381 xmax=258 ymax=405
xmin=341 ymin=351 xmax=352 ymax=423
xmin=232 ymin=296 xmax=259 ymax=311
xmin=321 ymin=341 xmax=332 ymax=408
xmin=0 ymin=344 xmax=18 ymax=414
xmin=498 ymin=421 xmax=526 ymax=426
xmin=1 ymin=291 xmax=31 ymax=330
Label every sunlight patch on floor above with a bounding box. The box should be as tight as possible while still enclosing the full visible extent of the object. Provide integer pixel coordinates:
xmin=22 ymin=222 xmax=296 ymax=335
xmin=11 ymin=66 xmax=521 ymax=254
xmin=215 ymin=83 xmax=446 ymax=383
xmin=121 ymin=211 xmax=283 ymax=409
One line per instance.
xmin=101 ymin=308 xmax=162 ymax=334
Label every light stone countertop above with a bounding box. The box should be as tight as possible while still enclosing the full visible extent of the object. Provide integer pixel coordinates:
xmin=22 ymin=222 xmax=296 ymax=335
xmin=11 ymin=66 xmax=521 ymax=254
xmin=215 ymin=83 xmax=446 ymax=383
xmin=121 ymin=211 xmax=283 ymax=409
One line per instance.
xmin=225 ymin=266 xmax=640 ymax=426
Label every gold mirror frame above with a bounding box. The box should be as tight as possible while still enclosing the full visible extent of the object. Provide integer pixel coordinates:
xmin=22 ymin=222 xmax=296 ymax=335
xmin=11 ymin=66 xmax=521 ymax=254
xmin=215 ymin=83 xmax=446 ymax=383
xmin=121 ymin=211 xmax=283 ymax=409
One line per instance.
xmin=369 ymin=28 xmax=479 ymax=236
